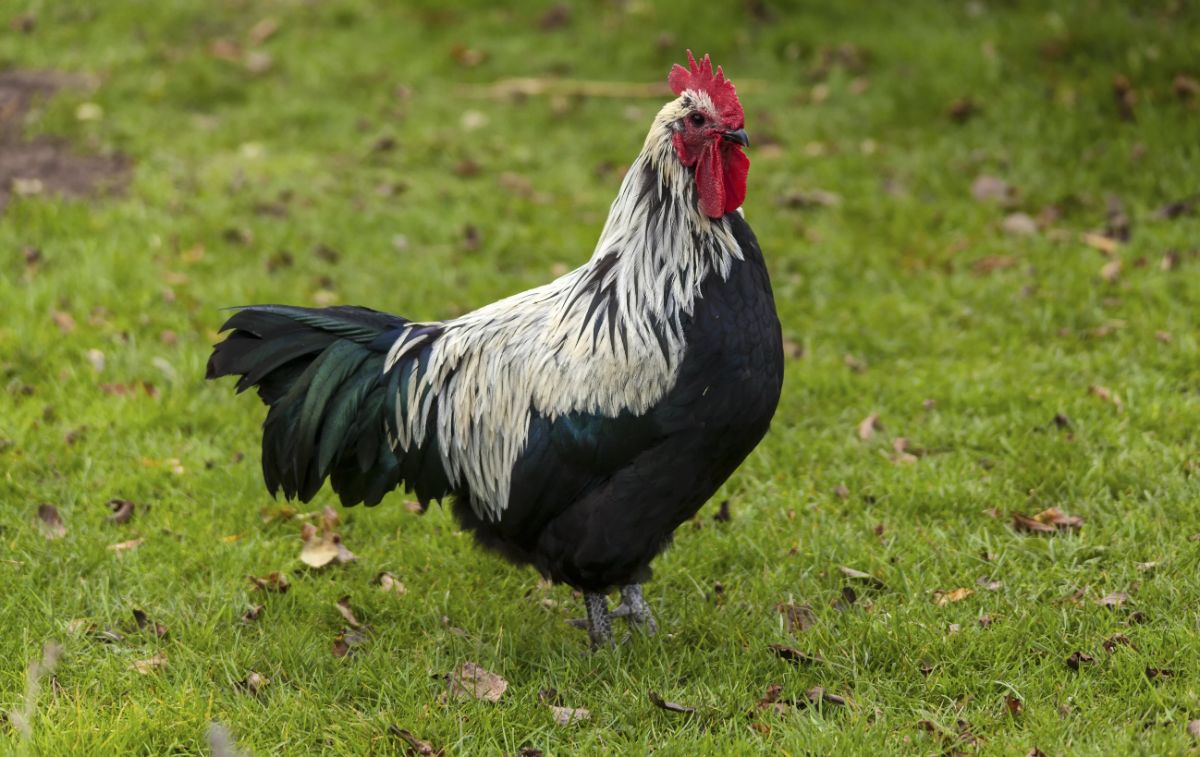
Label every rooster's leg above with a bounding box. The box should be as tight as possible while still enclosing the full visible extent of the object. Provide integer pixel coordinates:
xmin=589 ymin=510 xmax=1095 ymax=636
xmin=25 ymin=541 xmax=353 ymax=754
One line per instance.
xmin=582 ymin=592 xmax=613 ymax=648
xmin=611 ymin=584 xmax=658 ymax=635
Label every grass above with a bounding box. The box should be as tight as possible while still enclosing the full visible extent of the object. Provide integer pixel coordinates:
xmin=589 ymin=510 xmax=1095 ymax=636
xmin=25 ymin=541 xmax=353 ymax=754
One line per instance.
xmin=2 ymin=0 xmax=1199 ymax=753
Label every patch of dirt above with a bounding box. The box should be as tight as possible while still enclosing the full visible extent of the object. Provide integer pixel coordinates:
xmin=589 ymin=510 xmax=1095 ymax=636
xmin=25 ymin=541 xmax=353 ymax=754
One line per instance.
xmin=0 ymin=69 xmax=131 ymax=210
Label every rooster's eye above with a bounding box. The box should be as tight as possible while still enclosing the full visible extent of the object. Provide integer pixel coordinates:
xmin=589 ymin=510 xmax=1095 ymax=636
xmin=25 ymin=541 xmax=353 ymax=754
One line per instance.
xmin=688 ymin=113 xmax=705 ymax=127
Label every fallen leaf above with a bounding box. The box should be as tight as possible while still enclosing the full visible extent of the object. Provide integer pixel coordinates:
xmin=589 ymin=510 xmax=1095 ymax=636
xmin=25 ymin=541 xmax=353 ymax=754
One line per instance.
xmin=1033 ymin=507 xmax=1085 ymax=531
xmin=247 ymin=17 xmax=279 ymax=45
xmin=753 ymin=683 xmax=787 ymax=716
xmin=549 ymin=705 xmax=590 ymax=725
xmin=52 ymin=310 xmax=76 ymax=333
xmin=972 ymin=255 xmax=1016 ymax=274
xmin=947 ymin=97 xmax=979 ymax=123
xmin=933 ymin=588 xmax=974 ymax=606
xmin=1002 ymin=213 xmax=1038 ymax=236
xmin=833 ymin=485 xmax=850 ymax=500
xmin=1096 ymin=591 xmax=1129 ymax=608
xmin=248 ymin=572 xmax=290 ymax=593
xmin=839 ymin=565 xmax=886 ymax=590
xmin=712 ymin=499 xmax=732 ymax=522
xmin=1103 ymin=633 xmax=1133 ymax=653
xmin=1005 ymin=694 xmax=1024 ymax=716
xmin=1154 ymin=196 xmax=1198 ymax=220
xmin=776 ymin=603 xmax=816 ymax=633
xmin=447 ymin=662 xmax=508 ymax=702
xmin=803 ymin=686 xmax=848 ymax=707
xmin=86 ymin=348 xmax=106 ymax=372
xmin=1187 ymin=720 xmax=1200 ymax=740
xmin=241 ymin=605 xmax=264 ymax=623
xmin=977 ymin=576 xmax=1003 ymax=591
xmin=388 ymin=726 xmax=443 ymax=756
xmin=335 ymin=596 xmax=363 ymax=628
xmin=1088 ymin=384 xmax=1121 ymax=407
xmin=538 ymin=2 xmax=571 ymax=30
xmin=890 ymin=437 xmax=920 ymax=464
xmin=37 ymin=504 xmax=66 ymax=539
xmin=1100 ymin=259 xmax=1122 ymax=283
xmin=857 ymin=413 xmax=881 ymax=440
xmin=299 ymin=506 xmax=356 ymax=568
xmin=978 ymin=614 xmax=996 ymax=628
xmin=649 ymin=689 xmax=695 ymax=714
xmin=1066 ymin=651 xmax=1095 ymax=670
xmin=844 ymin=354 xmax=868 ymax=373
xmin=238 ymin=671 xmax=270 ymax=695
xmin=332 ymin=628 xmax=368 ymax=658
xmin=1081 ymin=231 xmax=1120 ymax=255
xmin=832 ymin=585 xmax=858 ymax=611
xmin=131 ymin=609 xmax=169 ymax=638
xmin=132 ymin=653 xmax=168 ymax=674
xmin=106 ymin=498 xmax=136 ymax=524
xmin=768 ymin=644 xmax=820 ymax=666
xmin=1136 ymin=561 xmax=1160 ymax=573
xmin=1160 ymin=251 xmax=1181 ymax=271
xmin=971 ymin=175 xmax=1014 ymax=204
xmin=377 ymin=571 xmax=407 ymax=594
xmin=108 ymin=538 xmax=144 ymax=553
xmin=1145 ymin=667 xmax=1176 ymax=681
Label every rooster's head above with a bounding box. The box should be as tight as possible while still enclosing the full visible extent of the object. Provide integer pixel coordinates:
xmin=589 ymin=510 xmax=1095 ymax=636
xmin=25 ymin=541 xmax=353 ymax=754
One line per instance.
xmin=664 ymin=50 xmax=749 ymax=219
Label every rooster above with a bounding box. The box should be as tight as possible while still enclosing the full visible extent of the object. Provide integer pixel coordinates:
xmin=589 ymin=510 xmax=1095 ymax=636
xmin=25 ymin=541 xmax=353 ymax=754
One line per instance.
xmin=207 ymin=52 xmax=783 ymax=647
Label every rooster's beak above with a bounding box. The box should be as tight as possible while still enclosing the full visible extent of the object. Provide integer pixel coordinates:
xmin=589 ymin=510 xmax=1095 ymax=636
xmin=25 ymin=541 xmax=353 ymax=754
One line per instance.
xmin=722 ymin=128 xmax=750 ymax=147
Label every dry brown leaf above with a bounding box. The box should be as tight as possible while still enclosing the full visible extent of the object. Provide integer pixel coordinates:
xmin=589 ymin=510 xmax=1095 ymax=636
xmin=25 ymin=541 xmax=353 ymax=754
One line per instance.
xmin=648 ymin=689 xmax=695 ymax=714
xmin=377 ymin=571 xmax=407 ymax=594
xmin=1066 ymin=651 xmax=1095 ymax=670
xmin=332 ymin=628 xmax=368 ymax=658
xmin=933 ymin=588 xmax=974 ymax=606
xmin=247 ymin=17 xmax=279 ymax=45
xmin=299 ymin=507 xmax=356 ymax=568
xmin=1033 ymin=507 xmax=1085 ymax=531
xmin=335 ymin=596 xmax=363 ymax=628
xmin=971 ymin=175 xmax=1013 ymax=203
xmin=768 ymin=644 xmax=821 ymax=666
xmin=1005 ymin=694 xmax=1024 ymax=716
xmin=549 ymin=705 xmax=590 ymax=725
xmin=241 ymin=605 xmax=264 ymax=623
xmin=839 ymin=565 xmax=886 ymax=590
xmin=857 ymin=413 xmax=881 ymax=440
xmin=1096 ymin=591 xmax=1129 ymax=608
xmin=1187 ymin=720 xmax=1200 ymax=740
xmin=132 ymin=653 xmax=167 ymax=674
xmin=447 ymin=662 xmax=508 ymax=703
xmin=1082 ymin=232 xmax=1120 ymax=255
xmin=1088 ymin=384 xmax=1121 ymax=407
xmin=972 ymin=255 xmax=1016 ymax=275
xmin=37 ymin=504 xmax=66 ymax=539
xmin=52 ymin=310 xmax=76 ymax=333
xmin=804 ymin=686 xmax=848 ymax=707
xmin=238 ymin=671 xmax=270 ymax=695
xmin=776 ymin=603 xmax=816 ymax=633
xmin=106 ymin=498 xmax=136 ymax=524
xmin=844 ymin=354 xmax=868 ymax=373
xmin=388 ymin=726 xmax=443 ymax=756
xmin=890 ymin=437 xmax=919 ymax=464
xmin=248 ymin=572 xmax=290 ymax=593
xmin=132 ymin=609 xmax=169 ymax=638
xmin=1103 ymin=633 xmax=1133 ymax=653
xmin=1002 ymin=213 xmax=1038 ymax=236
xmin=977 ymin=576 xmax=1003 ymax=591
xmin=108 ymin=538 xmax=144 ymax=553
xmin=1100 ymin=259 xmax=1122 ymax=282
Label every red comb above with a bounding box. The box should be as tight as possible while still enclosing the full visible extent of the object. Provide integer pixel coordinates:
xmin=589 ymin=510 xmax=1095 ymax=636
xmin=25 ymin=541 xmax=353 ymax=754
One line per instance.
xmin=668 ymin=50 xmax=743 ymax=128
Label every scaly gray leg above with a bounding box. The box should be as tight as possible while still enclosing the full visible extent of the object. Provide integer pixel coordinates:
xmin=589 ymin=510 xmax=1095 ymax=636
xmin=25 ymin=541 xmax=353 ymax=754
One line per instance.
xmin=583 ymin=592 xmax=613 ymax=649
xmin=612 ymin=584 xmax=657 ymax=635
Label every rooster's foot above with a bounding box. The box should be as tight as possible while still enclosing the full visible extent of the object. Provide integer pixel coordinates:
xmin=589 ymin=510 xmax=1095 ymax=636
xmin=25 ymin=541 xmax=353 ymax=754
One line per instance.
xmin=567 ymin=585 xmax=656 ymax=646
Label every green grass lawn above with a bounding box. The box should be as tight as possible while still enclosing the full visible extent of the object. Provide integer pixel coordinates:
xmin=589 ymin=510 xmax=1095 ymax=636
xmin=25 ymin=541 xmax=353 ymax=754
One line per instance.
xmin=3 ymin=1 xmax=1200 ymax=753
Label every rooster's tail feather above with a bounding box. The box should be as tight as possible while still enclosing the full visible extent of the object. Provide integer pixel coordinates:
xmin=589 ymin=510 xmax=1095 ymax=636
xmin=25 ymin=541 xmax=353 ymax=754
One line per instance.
xmin=206 ymin=305 xmax=450 ymax=507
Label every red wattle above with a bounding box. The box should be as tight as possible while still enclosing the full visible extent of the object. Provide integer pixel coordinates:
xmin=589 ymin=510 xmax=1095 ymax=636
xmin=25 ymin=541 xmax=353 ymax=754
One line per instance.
xmin=721 ymin=144 xmax=748 ymax=214
xmin=695 ymin=140 xmax=726 ymax=219
xmin=694 ymin=141 xmax=749 ymax=218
